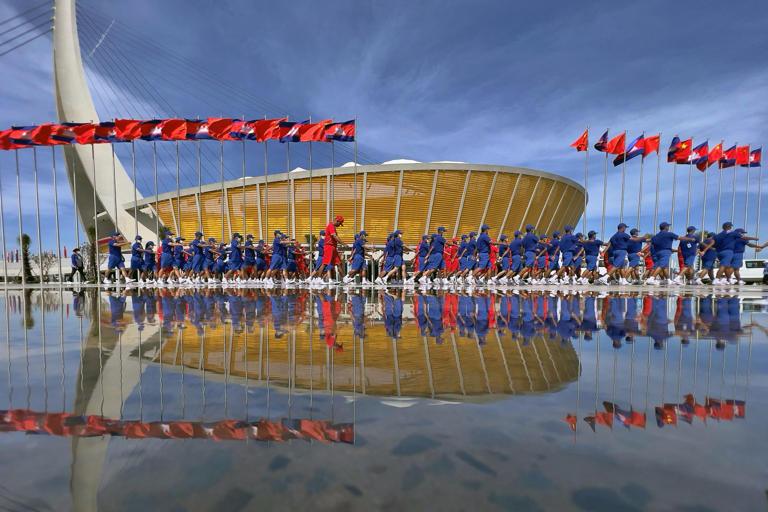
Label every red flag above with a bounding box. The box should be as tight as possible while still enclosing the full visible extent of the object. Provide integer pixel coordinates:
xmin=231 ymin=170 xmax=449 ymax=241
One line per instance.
xmin=563 ymin=414 xmax=577 ymax=432
xmin=207 ymin=118 xmax=237 ymax=140
xmin=707 ymin=142 xmax=723 ymax=169
xmin=71 ymin=123 xmax=99 ymax=145
xmin=735 ymin=145 xmax=750 ymax=166
xmin=674 ymin=138 xmax=693 ymax=164
xmin=0 ymin=129 xmax=22 ymax=150
xmin=243 ymin=118 xmax=284 ymax=142
xmin=570 ymin=129 xmax=589 ymax=152
xmin=299 ymin=119 xmax=332 ymax=142
xmin=114 ymin=119 xmax=142 ymax=140
xmin=629 ymin=410 xmax=646 ymax=428
xmin=595 ymin=410 xmax=613 ymax=428
xmin=642 ymin=134 xmax=660 ymax=156
xmin=605 ymin=132 xmax=626 ymax=155
xmin=160 ymin=119 xmax=188 ymax=141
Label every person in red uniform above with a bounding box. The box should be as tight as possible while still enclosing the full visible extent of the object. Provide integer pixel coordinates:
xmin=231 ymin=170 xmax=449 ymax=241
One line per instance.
xmin=445 ymin=238 xmax=459 ymax=276
xmin=322 ymin=215 xmax=346 ymax=283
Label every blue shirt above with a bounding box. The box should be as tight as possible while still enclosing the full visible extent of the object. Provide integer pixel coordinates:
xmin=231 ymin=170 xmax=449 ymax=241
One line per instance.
xmin=714 ymin=230 xmax=737 ymax=251
xmin=316 ymin=238 xmax=325 ymax=257
xmin=522 ymin=233 xmax=539 ymax=251
xmin=679 ymin=238 xmax=698 ymax=257
xmin=734 ymin=236 xmax=749 ymax=254
xmin=559 ymin=234 xmax=577 ymax=253
xmin=244 ymin=240 xmax=256 ymax=261
xmin=272 ymin=236 xmax=284 ymax=257
xmin=609 ymin=231 xmax=630 ymax=251
xmin=256 ymin=242 xmax=266 ymax=259
xmin=161 ymin=238 xmax=171 ymax=257
xmin=508 ymin=238 xmax=523 ymax=255
xmin=476 ymin=233 xmax=491 ymax=254
xmin=701 ymin=238 xmax=716 ymax=261
xmin=651 ymin=231 xmax=678 ymax=251
xmin=108 ymin=239 xmax=122 ymax=259
xmin=582 ymin=239 xmax=603 ymax=256
xmin=627 ymin=238 xmax=643 ymax=254
xmin=173 ymin=243 xmax=184 ymax=261
xmin=498 ymin=243 xmax=509 ymax=258
xmin=393 ymin=237 xmax=404 ymax=256
xmin=547 ymin=238 xmax=560 ymax=256
xmin=144 ymin=248 xmax=155 ymax=265
xmin=419 ymin=241 xmax=430 ymax=257
xmin=431 ymin=234 xmax=446 ymax=254
xmin=190 ymin=239 xmax=203 ymax=257
xmin=204 ymin=244 xmax=213 ymax=261
xmin=131 ymin=242 xmax=142 ymax=258
xmin=71 ymin=252 xmax=83 ymax=267
xmin=466 ymin=238 xmax=477 ymax=256
xmin=229 ymin=240 xmax=242 ymax=263
xmin=353 ymin=238 xmax=365 ymax=257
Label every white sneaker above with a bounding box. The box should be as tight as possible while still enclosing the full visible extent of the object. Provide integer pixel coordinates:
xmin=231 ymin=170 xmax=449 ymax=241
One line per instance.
xmin=598 ymin=276 xmax=608 ymax=285
xmin=693 ymin=278 xmax=704 ymax=285
xmin=102 ymin=278 xmax=112 ymax=284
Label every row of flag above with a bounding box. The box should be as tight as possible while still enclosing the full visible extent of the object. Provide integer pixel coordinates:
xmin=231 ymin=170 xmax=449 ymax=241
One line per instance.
xmin=0 ymin=117 xmax=356 ymax=150
xmin=570 ymin=129 xmax=761 ymax=171
xmin=564 ymin=396 xmax=746 ymax=431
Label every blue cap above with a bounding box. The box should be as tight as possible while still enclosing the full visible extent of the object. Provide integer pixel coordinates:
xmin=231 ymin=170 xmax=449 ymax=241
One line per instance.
xmin=246 ymin=233 xmax=253 ymax=238
xmin=617 ymin=223 xmax=627 ymax=229
xmin=469 ymin=231 xmax=476 ymax=237
xmin=175 ymin=236 xmax=183 ymax=242
xmin=588 ymin=230 xmax=596 ymax=237
xmin=281 ymin=233 xmax=288 ymax=239
xmin=552 ymin=230 xmax=560 ymax=236
xmin=514 ymin=230 xmax=521 ymax=236
xmin=564 ymin=225 xmax=573 ymax=232
xmin=208 ymin=237 xmax=216 ymax=242
xmin=576 ymin=232 xmax=584 ymax=238
xmin=630 ymin=228 xmax=639 ymax=235
xmin=659 ymin=222 xmax=670 ymax=229
xmin=146 ymin=241 xmax=155 ymax=246
xmin=686 ymin=225 xmax=696 ymax=232
xmin=481 ymin=224 xmax=490 ymax=231
xmin=394 ymin=229 xmax=402 ymax=235
xmin=525 ymin=224 xmax=534 ymax=231
xmin=723 ymin=221 xmax=733 ymax=228
xmin=541 ymin=233 xmax=548 ymax=238
xmin=258 ymin=239 xmax=264 ymax=243
xmin=460 ymin=234 xmax=467 ymax=239
xmin=320 ymin=229 xmax=325 ymax=235
xmin=273 ymin=230 xmax=281 ymax=235
xmin=135 ymin=235 xmax=142 ymax=240
xmin=194 ymin=231 xmax=202 ymax=237
xmin=500 ymin=234 xmax=508 ymax=240
xmin=423 ymin=235 xmax=429 ymax=240
xmin=437 ymin=226 xmax=446 ymax=232
xmin=735 ymin=228 xmax=746 ymax=234
xmin=359 ymin=230 xmax=368 ymax=236
xmin=111 ymin=231 xmax=120 ymax=237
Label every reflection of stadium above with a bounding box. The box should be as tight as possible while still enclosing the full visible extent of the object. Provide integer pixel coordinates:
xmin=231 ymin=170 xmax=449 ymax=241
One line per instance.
xmin=120 ymin=293 xmax=580 ymax=400
xmin=130 ymin=162 xmax=586 ymax=246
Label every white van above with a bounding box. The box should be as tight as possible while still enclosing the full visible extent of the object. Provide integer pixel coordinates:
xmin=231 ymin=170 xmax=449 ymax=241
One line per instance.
xmin=740 ymin=259 xmax=765 ymax=284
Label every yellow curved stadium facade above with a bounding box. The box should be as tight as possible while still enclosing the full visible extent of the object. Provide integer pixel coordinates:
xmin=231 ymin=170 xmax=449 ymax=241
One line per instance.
xmin=129 ymin=162 xmax=586 ymax=245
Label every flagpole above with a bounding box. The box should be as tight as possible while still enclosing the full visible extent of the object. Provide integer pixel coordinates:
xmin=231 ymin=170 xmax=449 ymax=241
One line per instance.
xmin=685 ymin=160 xmax=693 ymax=228
xmin=71 ymin=149 xmax=80 ymax=249
xmin=354 ymin=117 xmax=358 ymax=235
xmin=701 ymin=166 xmax=708 ymax=240
xmin=32 ymin=148 xmax=43 ymax=283
xmin=601 ymin=151 xmax=608 ymax=237
xmin=90 ymin=145 xmax=99 ymax=282
xmin=241 ymin=133 xmax=247 ymax=235
xmin=652 ymin=134 xmax=661 ymax=231
xmin=716 ymin=140 xmax=724 ymax=226
xmin=308 ymin=137 xmax=313 ymax=273
xmin=176 ymin=141 xmax=182 ymax=237
xmin=636 ymin=138 xmax=645 ymax=231
xmin=220 ymin=141 xmax=225 ymax=242
xmin=730 ymin=142 xmax=738 ymax=222
xmin=50 ymin=147 xmax=63 ymax=283
xmin=112 ymin=143 xmax=119 ymax=236
xmin=754 ymin=156 xmax=763 ymax=258
xmin=197 ymin=135 xmax=202 ymax=233
xmin=670 ymin=163 xmax=677 ymax=229
xmin=264 ymin=139 xmax=269 ymax=241
xmin=286 ymin=140 xmax=291 ymax=237
xmin=583 ymin=126 xmax=589 ymax=234
xmin=131 ymin=141 xmax=138 ymax=237
xmin=742 ymin=148 xmax=750 ymax=230
xmin=331 ymin=142 xmax=336 ymax=219
xmin=15 ymin=151 xmax=24 ymax=286
xmin=619 ymin=136 xmax=627 ymax=224
xmin=0 ymin=157 xmax=9 ymax=285
xmin=153 ymin=141 xmax=159 ymax=243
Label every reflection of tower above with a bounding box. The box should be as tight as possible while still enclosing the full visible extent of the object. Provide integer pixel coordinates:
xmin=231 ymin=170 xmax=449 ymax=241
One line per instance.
xmin=53 ymin=0 xmax=157 ymax=241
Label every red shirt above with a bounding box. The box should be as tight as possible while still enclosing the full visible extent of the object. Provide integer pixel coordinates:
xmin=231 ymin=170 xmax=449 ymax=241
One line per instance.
xmin=324 ymin=223 xmax=337 ymax=247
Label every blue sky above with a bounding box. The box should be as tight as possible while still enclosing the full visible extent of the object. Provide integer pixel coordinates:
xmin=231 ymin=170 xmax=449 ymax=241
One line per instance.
xmin=1 ymin=0 xmax=768 ymax=250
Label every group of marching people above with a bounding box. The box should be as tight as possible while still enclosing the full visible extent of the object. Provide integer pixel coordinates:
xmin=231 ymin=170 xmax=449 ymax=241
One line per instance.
xmin=92 ymin=213 xmax=764 ymax=287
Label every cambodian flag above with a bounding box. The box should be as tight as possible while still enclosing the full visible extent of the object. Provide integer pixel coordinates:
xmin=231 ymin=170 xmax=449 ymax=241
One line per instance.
xmin=667 ymin=136 xmax=681 ymax=162
xmin=9 ymin=126 xmax=42 ymax=147
xmin=139 ymin=120 xmax=164 ymax=141
xmin=690 ymin=141 xmax=709 ymax=169
xmin=719 ymin=145 xmax=737 ymax=168
xmin=612 ymin=135 xmax=644 ymax=166
xmin=324 ymin=120 xmax=356 ymax=142
xmin=746 ymin=147 xmax=761 ymax=167
xmin=593 ymin=130 xmax=609 ymax=152
xmin=279 ymin=120 xmax=309 ymax=143
xmin=189 ymin=121 xmax=211 ymax=140
xmin=94 ymin=121 xmax=119 ymax=143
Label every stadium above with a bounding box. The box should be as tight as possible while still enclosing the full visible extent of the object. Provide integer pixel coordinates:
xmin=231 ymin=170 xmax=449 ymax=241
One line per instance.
xmin=129 ymin=161 xmax=586 ymax=246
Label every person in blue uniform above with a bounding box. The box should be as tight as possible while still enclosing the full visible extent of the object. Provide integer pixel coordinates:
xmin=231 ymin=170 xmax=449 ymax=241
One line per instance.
xmin=555 ymin=225 xmax=577 ymax=283
xmin=189 ymin=231 xmax=206 ymax=283
xmin=712 ymin=222 xmax=737 ymax=284
xmin=213 ymin=243 xmax=228 ymax=278
xmin=508 ymin=230 xmax=524 ymax=283
xmin=601 ymin=223 xmax=646 ymax=285
xmin=675 ymin=226 xmax=700 ymax=285
xmin=242 ymin=234 xmax=257 ymax=281
xmin=518 ymin=224 xmax=539 ymax=283
xmin=130 ymin=235 xmax=145 ymax=280
xmin=104 ymin=232 xmax=134 ymax=284
xmin=493 ymin=234 xmax=510 ymax=283
xmin=254 ymin=239 xmax=267 ymax=279
xmin=730 ymin=228 xmax=763 ymax=284
xmin=309 ymin=229 xmax=326 ymax=282
xmin=66 ymin=247 xmax=86 ymax=283
xmin=224 ymin=233 xmax=243 ymax=283
xmin=646 ymin=222 xmax=696 ymax=285
xmin=203 ymin=237 xmax=217 ymax=282
xmin=544 ymin=231 xmax=561 ymax=283
xmin=379 ymin=233 xmax=396 ymax=283
xmin=625 ymin=228 xmax=645 ymax=283
xmin=345 ymin=230 xmax=372 ymax=285
xmin=419 ymin=226 xmax=447 ymax=284
xmin=472 ymin=224 xmax=494 ymax=282
xmin=407 ymin=235 xmax=431 ymax=285
xmin=284 ymin=236 xmax=298 ymax=282
xmin=580 ymin=231 xmax=604 ymax=283
xmin=696 ymin=232 xmax=717 ymax=284
xmin=142 ymin=241 xmax=156 ymax=283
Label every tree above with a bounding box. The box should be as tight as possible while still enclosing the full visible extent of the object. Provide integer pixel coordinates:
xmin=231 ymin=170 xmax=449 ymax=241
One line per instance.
xmin=16 ymin=233 xmax=32 ymax=283
xmin=31 ymin=251 xmax=58 ymax=282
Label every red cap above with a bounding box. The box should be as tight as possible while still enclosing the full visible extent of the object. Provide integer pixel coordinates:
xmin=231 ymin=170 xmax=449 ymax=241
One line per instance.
xmin=335 ymin=215 xmax=344 ymax=225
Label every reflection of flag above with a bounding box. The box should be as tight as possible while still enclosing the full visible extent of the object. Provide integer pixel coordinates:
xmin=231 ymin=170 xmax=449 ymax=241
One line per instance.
xmin=583 ymin=415 xmax=596 ymax=432
xmin=594 ymin=130 xmax=609 ymax=152
xmin=655 ymin=405 xmax=677 ymax=427
xmin=564 ymin=414 xmax=577 ymax=431
xmin=570 ymin=129 xmax=589 ymax=151
xmin=595 ymin=410 xmax=613 ymax=428
xmin=629 ymin=410 xmax=646 ymax=428
xmin=726 ymin=399 xmax=746 ymax=418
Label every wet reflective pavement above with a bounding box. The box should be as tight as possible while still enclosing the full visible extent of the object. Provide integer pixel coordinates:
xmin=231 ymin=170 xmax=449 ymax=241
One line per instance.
xmin=0 ymin=287 xmax=766 ymax=511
